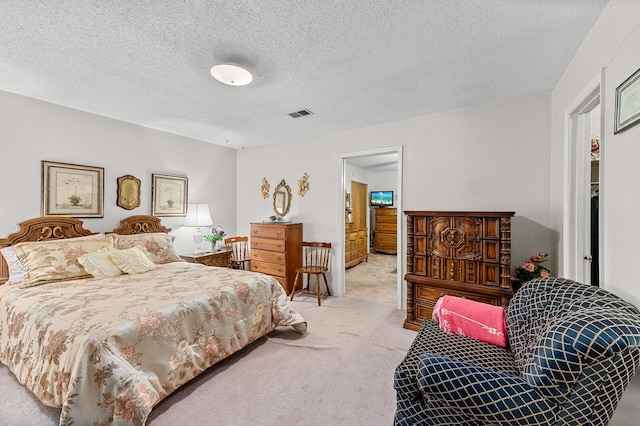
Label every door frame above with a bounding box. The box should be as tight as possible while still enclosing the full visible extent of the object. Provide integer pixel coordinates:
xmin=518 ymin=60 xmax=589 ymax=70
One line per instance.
xmin=563 ymin=70 xmax=604 ymax=285
xmin=338 ymin=146 xmax=404 ymax=309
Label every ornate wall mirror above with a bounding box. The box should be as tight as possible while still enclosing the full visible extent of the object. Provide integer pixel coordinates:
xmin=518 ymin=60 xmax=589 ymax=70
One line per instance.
xmin=273 ymin=179 xmax=292 ymax=216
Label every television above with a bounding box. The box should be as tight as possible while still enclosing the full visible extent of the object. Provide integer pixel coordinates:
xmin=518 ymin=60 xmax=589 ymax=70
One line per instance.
xmin=370 ymin=190 xmax=394 ymax=207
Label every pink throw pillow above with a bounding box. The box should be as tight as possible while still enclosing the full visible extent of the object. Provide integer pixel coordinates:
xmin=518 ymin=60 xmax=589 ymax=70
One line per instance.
xmin=432 ymin=295 xmax=508 ymax=347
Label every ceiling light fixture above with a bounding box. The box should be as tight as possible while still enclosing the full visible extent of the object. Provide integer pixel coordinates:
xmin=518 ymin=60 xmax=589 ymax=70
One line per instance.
xmin=210 ymin=64 xmax=252 ymax=86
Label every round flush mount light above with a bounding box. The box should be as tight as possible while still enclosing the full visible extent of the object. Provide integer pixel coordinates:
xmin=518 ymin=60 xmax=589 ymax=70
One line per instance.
xmin=210 ymin=64 xmax=252 ymax=86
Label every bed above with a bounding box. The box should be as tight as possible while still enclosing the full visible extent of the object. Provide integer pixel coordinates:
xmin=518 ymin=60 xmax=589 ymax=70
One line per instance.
xmin=0 ymin=215 xmax=307 ymax=425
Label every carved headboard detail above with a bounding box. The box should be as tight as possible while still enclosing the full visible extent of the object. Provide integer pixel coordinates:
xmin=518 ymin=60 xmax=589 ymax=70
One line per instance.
xmin=111 ymin=215 xmax=172 ymax=235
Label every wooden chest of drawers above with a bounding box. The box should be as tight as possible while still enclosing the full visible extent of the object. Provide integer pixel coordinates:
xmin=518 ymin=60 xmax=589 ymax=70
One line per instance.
xmin=250 ymin=222 xmax=302 ymax=294
xmin=345 ymin=226 xmax=368 ymax=268
xmin=404 ymin=211 xmax=514 ymax=331
xmin=373 ymin=207 xmax=397 ymax=254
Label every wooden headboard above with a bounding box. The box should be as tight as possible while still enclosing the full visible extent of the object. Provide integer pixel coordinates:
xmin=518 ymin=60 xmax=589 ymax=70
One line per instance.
xmin=0 ymin=215 xmax=172 ymax=284
xmin=111 ymin=215 xmax=171 ymax=235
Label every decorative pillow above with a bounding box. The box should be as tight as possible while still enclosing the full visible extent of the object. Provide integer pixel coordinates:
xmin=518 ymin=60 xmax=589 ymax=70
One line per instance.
xmin=109 ymin=246 xmax=157 ymax=274
xmin=14 ymin=235 xmax=116 ymax=287
xmin=112 ymin=233 xmax=181 ymax=264
xmin=432 ymin=295 xmax=508 ymax=347
xmin=1 ymin=233 xmax=105 ymax=285
xmin=78 ymin=251 xmax=123 ymax=279
xmin=1 ymin=246 xmax=25 ymax=285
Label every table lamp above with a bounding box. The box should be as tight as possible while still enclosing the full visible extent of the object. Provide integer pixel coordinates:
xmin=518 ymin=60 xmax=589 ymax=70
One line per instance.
xmin=184 ymin=203 xmax=213 ymax=254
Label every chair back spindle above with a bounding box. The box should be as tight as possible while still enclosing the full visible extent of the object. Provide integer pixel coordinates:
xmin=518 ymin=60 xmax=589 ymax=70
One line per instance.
xmin=224 ymin=236 xmax=250 ymax=270
xmin=303 ymin=242 xmax=331 ymax=271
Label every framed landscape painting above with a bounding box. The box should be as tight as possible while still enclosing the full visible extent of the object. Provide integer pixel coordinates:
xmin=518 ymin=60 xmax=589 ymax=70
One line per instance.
xmin=151 ymin=174 xmax=188 ymax=216
xmin=42 ymin=161 xmax=104 ymax=217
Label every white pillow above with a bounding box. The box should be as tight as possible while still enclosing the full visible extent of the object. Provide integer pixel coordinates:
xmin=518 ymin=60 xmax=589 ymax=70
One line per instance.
xmin=109 ymin=246 xmax=157 ymax=275
xmin=78 ymin=251 xmax=123 ymax=279
xmin=1 ymin=246 xmax=25 ymax=285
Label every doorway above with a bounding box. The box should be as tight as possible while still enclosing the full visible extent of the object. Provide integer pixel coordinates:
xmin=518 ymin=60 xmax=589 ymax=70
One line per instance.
xmin=338 ymin=146 xmax=403 ymax=309
xmin=564 ymin=80 xmax=603 ymax=286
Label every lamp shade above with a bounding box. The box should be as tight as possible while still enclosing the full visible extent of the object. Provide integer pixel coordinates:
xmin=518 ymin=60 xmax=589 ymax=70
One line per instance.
xmin=184 ymin=203 xmax=213 ymax=227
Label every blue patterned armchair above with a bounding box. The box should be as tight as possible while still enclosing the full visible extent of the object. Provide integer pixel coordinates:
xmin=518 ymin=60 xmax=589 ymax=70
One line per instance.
xmin=394 ymin=278 xmax=640 ymax=425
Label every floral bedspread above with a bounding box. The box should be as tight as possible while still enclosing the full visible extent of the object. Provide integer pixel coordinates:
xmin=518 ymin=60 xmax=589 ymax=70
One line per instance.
xmin=0 ymin=262 xmax=307 ymax=425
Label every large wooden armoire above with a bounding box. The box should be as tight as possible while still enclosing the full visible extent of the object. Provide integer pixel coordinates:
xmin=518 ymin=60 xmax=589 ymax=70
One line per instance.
xmin=404 ymin=211 xmax=514 ymax=331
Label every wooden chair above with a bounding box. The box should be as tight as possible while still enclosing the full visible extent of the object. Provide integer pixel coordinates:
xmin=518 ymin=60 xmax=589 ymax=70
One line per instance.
xmin=290 ymin=242 xmax=331 ymax=306
xmin=224 ymin=236 xmax=250 ymax=270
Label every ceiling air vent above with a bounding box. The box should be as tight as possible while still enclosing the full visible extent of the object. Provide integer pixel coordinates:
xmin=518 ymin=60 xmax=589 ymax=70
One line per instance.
xmin=288 ymin=109 xmax=313 ymax=118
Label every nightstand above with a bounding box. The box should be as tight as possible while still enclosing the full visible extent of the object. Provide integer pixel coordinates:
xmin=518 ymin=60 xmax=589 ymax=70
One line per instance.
xmin=180 ymin=250 xmax=232 ymax=268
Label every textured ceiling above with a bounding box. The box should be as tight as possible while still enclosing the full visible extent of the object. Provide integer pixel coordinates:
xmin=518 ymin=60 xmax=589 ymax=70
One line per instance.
xmin=0 ymin=1 xmax=608 ymax=149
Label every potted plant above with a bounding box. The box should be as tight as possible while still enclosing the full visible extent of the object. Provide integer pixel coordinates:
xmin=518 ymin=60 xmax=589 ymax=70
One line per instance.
xmin=204 ymin=227 xmax=226 ymax=251
xmin=511 ymin=252 xmax=550 ymax=293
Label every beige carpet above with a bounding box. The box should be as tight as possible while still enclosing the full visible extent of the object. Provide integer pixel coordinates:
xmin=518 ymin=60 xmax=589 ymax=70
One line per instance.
xmin=346 ymin=253 xmax=398 ymax=305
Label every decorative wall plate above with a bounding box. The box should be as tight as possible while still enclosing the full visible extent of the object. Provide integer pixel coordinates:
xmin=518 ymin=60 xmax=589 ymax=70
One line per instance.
xmin=117 ymin=175 xmax=141 ymax=210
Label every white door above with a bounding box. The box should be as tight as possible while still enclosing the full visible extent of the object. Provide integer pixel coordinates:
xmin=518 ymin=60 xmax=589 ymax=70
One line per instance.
xmin=564 ymin=85 xmax=601 ymax=286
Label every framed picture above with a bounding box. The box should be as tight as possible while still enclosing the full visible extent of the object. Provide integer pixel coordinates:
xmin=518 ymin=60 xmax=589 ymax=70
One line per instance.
xmin=151 ymin=174 xmax=188 ymax=216
xmin=117 ymin=175 xmax=141 ymax=210
xmin=614 ymin=67 xmax=640 ymax=134
xmin=42 ymin=161 xmax=104 ymax=217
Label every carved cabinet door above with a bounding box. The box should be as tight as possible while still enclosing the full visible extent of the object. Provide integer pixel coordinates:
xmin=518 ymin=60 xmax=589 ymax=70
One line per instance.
xmin=425 ymin=217 xmax=482 ymax=283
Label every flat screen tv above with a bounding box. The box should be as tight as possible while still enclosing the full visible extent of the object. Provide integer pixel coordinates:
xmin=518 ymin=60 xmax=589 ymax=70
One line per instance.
xmin=370 ymin=190 xmax=394 ymax=207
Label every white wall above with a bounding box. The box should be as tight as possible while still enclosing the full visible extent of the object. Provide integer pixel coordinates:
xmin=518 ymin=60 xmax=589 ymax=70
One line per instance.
xmin=551 ymin=0 xmax=640 ymax=307
xmin=0 ymin=90 xmax=237 ymax=255
xmin=237 ymin=92 xmax=553 ymax=296
xmin=370 ymin=171 xmax=397 ymax=197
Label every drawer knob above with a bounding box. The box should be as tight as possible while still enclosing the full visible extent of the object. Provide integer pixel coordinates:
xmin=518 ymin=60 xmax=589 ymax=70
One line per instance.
xmin=440 ymin=292 xmax=445 ymax=298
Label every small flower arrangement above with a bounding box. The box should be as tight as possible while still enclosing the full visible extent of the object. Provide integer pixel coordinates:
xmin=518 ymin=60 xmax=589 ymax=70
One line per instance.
xmin=203 ymin=227 xmax=226 ymax=250
xmin=511 ymin=252 xmax=550 ymax=293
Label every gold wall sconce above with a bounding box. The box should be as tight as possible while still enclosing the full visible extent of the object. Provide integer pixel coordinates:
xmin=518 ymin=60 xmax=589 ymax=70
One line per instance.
xmin=260 ymin=177 xmax=271 ymax=199
xmin=297 ymin=173 xmax=310 ymax=197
